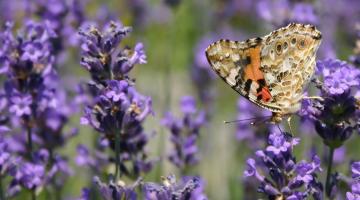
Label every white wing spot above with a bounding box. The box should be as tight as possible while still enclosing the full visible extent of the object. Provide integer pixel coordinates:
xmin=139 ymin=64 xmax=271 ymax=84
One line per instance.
xmin=231 ymin=54 xmax=240 ymax=61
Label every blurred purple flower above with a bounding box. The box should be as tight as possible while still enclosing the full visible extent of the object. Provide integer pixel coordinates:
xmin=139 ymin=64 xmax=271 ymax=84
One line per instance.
xmin=143 ymin=174 xmax=207 ymax=200
xmin=244 ymin=132 xmax=323 ymax=199
xmin=235 ymin=98 xmax=273 ymax=150
xmin=256 ymin=0 xmax=290 ymax=26
xmin=125 ymin=0 xmax=149 ymax=28
xmin=75 ymin=144 xmax=96 ymax=167
xmin=290 ymin=3 xmax=317 ymax=25
xmin=24 ymin=0 xmax=87 ymax=53
xmin=346 ymin=161 xmax=360 ymax=199
xmin=333 ymin=147 xmax=346 ymax=164
xmin=14 ymin=162 xmax=45 ymax=190
xmin=75 ymin=144 xmax=108 ymax=173
xmin=350 ymin=24 xmax=360 ymax=67
xmin=191 ymin=35 xmax=217 ymax=107
xmin=162 ymin=96 xmax=206 ymax=170
xmin=256 ymin=0 xmax=318 ymax=27
xmin=77 ymin=188 xmax=90 ymax=200
xmin=0 ymin=135 xmax=18 ymax=176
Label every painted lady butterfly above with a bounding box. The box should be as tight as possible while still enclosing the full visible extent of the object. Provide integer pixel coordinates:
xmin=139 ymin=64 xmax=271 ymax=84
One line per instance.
xmin=205 ymin=23 xmax=322 ymax=123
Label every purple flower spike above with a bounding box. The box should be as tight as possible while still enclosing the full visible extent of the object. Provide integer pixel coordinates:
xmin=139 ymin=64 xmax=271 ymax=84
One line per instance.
xmin=302 ymin=59 xmax=360 ymax=148
xmin=244 ymin=132 xmax=323 ymax=199
xmin=0 ymin=13 xmax=80 ymax=197
xmin=162 ymin=96 xmax=206 ymax=170
xmin=79 ymin=21 xmax=143 ymax=82
xmin=78 ymin=22 xmax=154 ymax=178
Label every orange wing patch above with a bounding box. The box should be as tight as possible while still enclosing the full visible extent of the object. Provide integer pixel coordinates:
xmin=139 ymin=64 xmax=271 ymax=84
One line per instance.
xmin=242 ymin=46 xmax=272 ymax=103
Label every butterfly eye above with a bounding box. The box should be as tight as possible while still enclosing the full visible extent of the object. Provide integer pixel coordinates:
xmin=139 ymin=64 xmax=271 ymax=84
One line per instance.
xmin=291 ymin=37 xmax=296 ymax=45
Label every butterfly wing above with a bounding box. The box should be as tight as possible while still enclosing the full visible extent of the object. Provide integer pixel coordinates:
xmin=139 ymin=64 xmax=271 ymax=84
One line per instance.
xmin=259 ymin=23 xmax=322 ymax=114
xmin=205 ymin=23 xmax=322 ymax=115
xmin=205 ymin=38 xmax=282 ymax=113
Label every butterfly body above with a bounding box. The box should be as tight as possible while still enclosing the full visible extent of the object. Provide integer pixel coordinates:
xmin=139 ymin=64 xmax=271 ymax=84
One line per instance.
xmin=205 ymin=23 xmax=322 ymax=123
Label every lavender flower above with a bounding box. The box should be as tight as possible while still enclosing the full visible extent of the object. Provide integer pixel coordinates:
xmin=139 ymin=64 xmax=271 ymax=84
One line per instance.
xmin=143 ymin=174 xmax=207 ymax=200
xmin=79 ymin=22 xmax=136 ymax=83
xmin=161 ymin=96 xmax=206 ymax=170
xmin=346 ymin=161 xmax=360 ymax=200
xmin=93 ymin=176 xmax=139 ymax=200
xmin=0 ymin=20 xmax=77 ymax=197
xmin=302 ymin=59 xmax=360 ymax=148
xmin=78 ymin=22 xmax=154 ymax=178
xmin=244 ymin=132 xmax=323 ymax=199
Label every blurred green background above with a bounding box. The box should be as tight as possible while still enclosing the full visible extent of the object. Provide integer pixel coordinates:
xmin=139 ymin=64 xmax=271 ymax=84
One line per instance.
xmin=7 ymin=0 xmax=360 ymax=199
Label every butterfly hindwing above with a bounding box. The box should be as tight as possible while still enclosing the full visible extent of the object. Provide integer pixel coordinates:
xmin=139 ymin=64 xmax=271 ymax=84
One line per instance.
xmin=259 ymin=23 xmax=321 ymax=112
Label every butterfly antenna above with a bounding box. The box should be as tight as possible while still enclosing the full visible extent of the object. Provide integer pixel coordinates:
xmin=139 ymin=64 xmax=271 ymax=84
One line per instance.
xmin=224 ymin=115 xmax=272 ymax=125
xmin=277 ymin=124 xmax=283 ymax=134
xmin=250 ymin=116 xmax=272 ymax=126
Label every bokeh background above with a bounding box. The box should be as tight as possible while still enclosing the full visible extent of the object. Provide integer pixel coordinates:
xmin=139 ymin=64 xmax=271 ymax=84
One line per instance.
xmin=1 ymin=0 xmax=360 ymax=199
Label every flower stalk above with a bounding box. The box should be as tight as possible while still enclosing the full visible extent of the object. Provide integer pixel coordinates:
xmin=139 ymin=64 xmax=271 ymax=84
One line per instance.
xmin=114 ymin=116 xmax=124 ymax=179
xmin=325 ymin=147 xmax=335 ymax=199
xmin=27 ymin=126 xmax=33 ymax=160
xmin=31 ymin=189 xmax=36 ymax=200
xmin=0 ymin=175 xmax=5 ymax=200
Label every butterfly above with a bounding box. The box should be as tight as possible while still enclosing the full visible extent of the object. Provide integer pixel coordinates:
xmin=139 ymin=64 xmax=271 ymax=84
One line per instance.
xmin=205 ymin=23 xmax=322 ymax=123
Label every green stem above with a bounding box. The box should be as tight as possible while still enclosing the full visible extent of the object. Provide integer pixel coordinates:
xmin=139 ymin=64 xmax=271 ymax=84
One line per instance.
xmin=325 ymin=147 xmax=335 ymax=199
xmin=27 ymin=126 xmax=33 ymax=159
xmin=114 ymin=115 xmax=124 ymax=179
xmin=0 ymin=175 xmax=5 ymax=200
xmin=114 ymin=129 xmax=121 ymax=179
xmin=31 ymin=189 xmax=36 ymax=200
